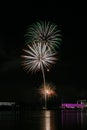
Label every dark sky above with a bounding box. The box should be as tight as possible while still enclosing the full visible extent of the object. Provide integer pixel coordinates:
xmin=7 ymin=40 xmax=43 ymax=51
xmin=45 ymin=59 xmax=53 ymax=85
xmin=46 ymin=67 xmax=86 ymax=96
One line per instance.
xmin=0 ymin=2 xmax=86 ymax=103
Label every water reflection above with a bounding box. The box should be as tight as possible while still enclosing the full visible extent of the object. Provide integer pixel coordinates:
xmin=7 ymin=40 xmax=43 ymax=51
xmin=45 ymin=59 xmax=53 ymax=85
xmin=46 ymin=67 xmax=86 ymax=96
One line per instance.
xmin=2 ymin=108 xmax=87 ymax=130
xmin=41 ymin=110 xmax=56 ymax=130
xmin=18 ymin=109 xmax=60 ymax=130
xmin=44 ymin=111 xmax=51 ymax=130
xmin=61 ymin=110 xmax=87 ymax=130
xmin=0 ymin=110 xmax=20 ymax=129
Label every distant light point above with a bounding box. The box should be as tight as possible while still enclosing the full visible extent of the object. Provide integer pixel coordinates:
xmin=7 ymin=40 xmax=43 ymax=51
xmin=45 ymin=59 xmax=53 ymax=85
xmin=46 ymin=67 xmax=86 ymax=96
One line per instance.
xmin=47 ymin=69 xmax=50 ymax=72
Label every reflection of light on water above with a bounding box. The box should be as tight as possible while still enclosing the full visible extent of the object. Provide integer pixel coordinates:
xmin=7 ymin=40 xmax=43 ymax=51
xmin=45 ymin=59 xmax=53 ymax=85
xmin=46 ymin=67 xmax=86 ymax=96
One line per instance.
xmin=81 ymin=111 xmax=83 ymax=128
xmin=61 ymin=110 xmax=87 ymax=129
xmin=41 ymin=110 xmax=56 ymax=130
xmin=45 ymin=111 xmax=51 ymax=130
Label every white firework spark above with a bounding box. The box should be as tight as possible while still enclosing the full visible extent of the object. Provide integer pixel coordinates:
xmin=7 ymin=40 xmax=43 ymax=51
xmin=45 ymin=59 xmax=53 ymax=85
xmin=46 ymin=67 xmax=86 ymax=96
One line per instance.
xmin=21 ymin=42 xmax=57 ymax=73
xmin=25 ymin=21 xmax=62 ymax=49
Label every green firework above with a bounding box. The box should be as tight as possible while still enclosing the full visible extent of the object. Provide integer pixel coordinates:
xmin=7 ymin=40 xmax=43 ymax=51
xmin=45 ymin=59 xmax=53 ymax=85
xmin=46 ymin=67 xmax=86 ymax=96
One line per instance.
xmin=25 ymin=21 xmax=62 ymax=49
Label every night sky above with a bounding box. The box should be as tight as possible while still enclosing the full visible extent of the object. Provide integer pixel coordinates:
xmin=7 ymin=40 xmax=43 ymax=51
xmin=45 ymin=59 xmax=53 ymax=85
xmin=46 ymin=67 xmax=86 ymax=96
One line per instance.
xmin=0 ymin=2 xmax=86 ymax=105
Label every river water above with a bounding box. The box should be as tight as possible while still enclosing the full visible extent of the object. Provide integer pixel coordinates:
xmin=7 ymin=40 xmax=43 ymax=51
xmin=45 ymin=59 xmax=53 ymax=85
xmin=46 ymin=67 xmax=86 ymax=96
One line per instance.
xmin=0 ymin=108 xmax=87 ymax=130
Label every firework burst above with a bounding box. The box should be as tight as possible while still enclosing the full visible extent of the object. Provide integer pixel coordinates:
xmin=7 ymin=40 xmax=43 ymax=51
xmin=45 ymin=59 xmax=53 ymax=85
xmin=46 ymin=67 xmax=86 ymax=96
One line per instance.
xmin=21 ymin=42 xmax=57 ymax=109
xmin=39 ymin=83 xmax=57 ymax=99
xmin=25 ymin=21 xmax=62 ymax=49
xmin=21 ymin=42 xmax=57 ymax=73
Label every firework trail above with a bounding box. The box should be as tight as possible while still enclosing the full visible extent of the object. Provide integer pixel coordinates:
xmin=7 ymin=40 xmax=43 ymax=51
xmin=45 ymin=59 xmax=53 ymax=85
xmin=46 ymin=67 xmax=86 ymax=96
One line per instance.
xmin=22 ymin=21 xmax=61 ymax=109
xmin=21 ymin=42 xmax=57 ymax=109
